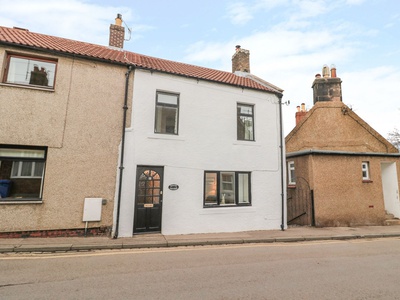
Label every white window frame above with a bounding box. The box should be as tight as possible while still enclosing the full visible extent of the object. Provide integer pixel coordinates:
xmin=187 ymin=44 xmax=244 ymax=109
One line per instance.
xmin=4 ymin=54 xmax=57 ymax=89
xmin=0 ymin=145 xmax=47 ymax=200
xmin=237 ymin=103 xmax=255 ymax=141
xmin=154 ymin=91 xmax=179 ymax=135
xmin=362 ymin=161 xmax=370 ymax=180
xmin=288 ymin=161 xmax=296 ymax=185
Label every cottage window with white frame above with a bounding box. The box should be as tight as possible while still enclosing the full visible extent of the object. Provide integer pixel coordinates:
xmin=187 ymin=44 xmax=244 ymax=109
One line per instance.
xmin=237 ymin=103 xmax=254 ymax=141
xmin=155 ymin=91 xmax=179 ymax=135
xmin=3 ymin=54 xmax=57 ymax=89
xmin=204 ymin=171 xmax=251 ymax=207
xmin=288 ymin=161 xmax=296 ymax=185
xmin=0 ymin=146 xmax=47 ymax=200
xmin=362 ymin=161 xmax=370 ymax=181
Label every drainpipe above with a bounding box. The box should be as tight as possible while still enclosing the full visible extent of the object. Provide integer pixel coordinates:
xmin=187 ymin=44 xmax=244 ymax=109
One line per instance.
xmin=278 ymin=93 xmax=285 ymax=231
xmin=113 ymin=65 xmax=133 ymax=239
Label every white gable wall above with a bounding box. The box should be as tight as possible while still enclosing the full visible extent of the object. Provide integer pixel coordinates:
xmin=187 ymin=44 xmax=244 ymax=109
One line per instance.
xmin=116 ymin=69 xmax=285 ymax=236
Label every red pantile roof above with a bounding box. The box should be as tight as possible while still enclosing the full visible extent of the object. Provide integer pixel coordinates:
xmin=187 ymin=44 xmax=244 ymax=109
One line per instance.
xmin=0 ymin=26 xmax=281 ymax=94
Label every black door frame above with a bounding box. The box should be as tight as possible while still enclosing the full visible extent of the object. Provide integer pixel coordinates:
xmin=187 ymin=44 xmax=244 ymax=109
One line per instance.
xmin=133 ymin=166 xmax=164 ymax=234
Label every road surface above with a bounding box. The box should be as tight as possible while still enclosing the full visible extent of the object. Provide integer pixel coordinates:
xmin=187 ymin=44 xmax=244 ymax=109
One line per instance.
xmin=1 ymin=238 xmax=399 ymax=299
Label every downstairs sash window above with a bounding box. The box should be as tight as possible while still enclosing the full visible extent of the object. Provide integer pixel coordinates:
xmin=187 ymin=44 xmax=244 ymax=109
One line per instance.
xmin=0 ymin=145 xmax=47 ymax=201
xmin=204 ymin=171 xmax=251 ymax=207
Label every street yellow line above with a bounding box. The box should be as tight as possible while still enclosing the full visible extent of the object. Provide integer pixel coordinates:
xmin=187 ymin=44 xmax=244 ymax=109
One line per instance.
xmin=0 ymin=237 xmax=397 ymax=261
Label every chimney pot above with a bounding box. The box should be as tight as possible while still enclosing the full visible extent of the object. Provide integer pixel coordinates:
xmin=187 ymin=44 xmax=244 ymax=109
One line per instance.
xmin=330 ymin=64 xmax=337 ymax=78
xmin=296 ymin=106 xmax=301 ymax=112
xmin=109 ymin=14 xmax=125 ymax=48
xmin=322 ymin=64 xmax=330 ymax=78
xmin=295 ymin=104 xmax=308 ymax=125
xmin=115 ymin=14 xmax=123 ymax=26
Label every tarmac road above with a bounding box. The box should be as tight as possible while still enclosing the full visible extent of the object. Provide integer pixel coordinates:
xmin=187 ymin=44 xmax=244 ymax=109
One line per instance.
xmin=1 ymin=237 xmax=400 ymax=300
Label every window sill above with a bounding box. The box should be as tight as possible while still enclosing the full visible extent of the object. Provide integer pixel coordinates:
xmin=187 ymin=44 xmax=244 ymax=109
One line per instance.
xmin=362 ymin=180 xmax=373 ymax=183
xmin=201 ymin=206 xmax=255 ymax=214
xmin=0 ymin=199 xmax=43 ymax=204
xmin=0 ymin=82 xmax=55 ymax=92
xmin=233 ymin=140 xmax=260 ymax=147
xmin=203 ymin=204 xmax=252 ymax=209
xmin=288 ymin=185 xmax=296 ymax=189
xmin=148 ymin=134 xmax=185 ymax=141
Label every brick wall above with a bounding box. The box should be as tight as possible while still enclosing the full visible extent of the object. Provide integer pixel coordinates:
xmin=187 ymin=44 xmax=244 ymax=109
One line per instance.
xmin=0 ymin=226 xmax=111 ymax=238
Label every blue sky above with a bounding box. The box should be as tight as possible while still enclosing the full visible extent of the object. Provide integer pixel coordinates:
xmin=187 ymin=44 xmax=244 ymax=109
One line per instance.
xmin=1 ymin=0 xmax=399 ymax=137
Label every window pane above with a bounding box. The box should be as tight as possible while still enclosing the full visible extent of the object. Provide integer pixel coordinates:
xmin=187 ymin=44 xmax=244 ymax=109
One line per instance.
xmin=21 ymin=161 xmax=33 ymax=176
xmin=205 ymin=173 xmax=217 ymax=205
xmin=362 ymin=162 xmax=369 ymax=180
xmin=239 ymin=105 xmax=253 ymax=115
xmin=0 ymin=148 xmax=45 ymax=158
xmin=6 ymin=57 xmax=56 ymax=88
xmin=239 ymin=116 xmax=254 ymax=140
xmin=157 ymin=93 xmax=178 ymax=105
xmin=155 ymin=106 xmax=178 ymax=134
xmin=11 ymin=161 xmax=19 ymax=177
xmin=33 ymin=162 xmax=45 ymax=177
xmin=238 ymin=173 xmax=250 ymax=204
xmin=290 ymin=169 xmax=296 ymax=183
xmin=220 ymin=172 xmax=235 ymax=205
xmin=288 ymin=161 xmax=296 ymax=184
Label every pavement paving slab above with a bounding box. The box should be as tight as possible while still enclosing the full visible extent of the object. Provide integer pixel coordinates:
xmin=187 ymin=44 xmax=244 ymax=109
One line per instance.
xmin=0 ymin=225 xmax=400 ymax=253
xmin=14 ymin=244 xmax=72 ymax=252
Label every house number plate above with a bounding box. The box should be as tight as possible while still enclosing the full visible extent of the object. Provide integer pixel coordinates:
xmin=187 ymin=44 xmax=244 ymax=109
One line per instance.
xmin=144 ymin=204 xmax=154 ymax=208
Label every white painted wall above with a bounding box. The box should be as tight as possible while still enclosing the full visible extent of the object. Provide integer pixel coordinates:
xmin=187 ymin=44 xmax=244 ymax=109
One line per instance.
xmin=116 ymin=69 xmax=285 ymax=236
xmin=381 ymin=162 xmax=400 ymax=218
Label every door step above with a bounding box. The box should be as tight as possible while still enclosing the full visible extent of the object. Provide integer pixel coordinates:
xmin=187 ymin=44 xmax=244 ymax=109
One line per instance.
xmin=384 ymin=219 xmax=400 ymax=226
xmin=384 ymin=211 xmax=400 ymax=225
xmin=385 ymin=213 xmax=395 ymax=219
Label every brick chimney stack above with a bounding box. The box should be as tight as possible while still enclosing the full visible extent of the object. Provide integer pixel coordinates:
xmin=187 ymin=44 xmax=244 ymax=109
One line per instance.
xmin=232 ymin=45 xmax=250 ymax=73
xmin=295 ymin=103 xmax=308 ymax=125
xmin=312 ymin=64 xmax=342 ymax=104
xmin=109 ymin=14 xmax=125 ymax=48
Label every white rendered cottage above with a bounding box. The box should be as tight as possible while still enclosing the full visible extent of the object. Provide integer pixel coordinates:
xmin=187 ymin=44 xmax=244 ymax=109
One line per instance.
xmin=114 ymin=46 xmax=287 ymax=236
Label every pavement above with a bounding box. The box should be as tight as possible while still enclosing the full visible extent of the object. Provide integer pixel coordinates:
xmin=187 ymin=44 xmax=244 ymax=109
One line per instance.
xmin=1 ymin=225 xmax=400 ymax=253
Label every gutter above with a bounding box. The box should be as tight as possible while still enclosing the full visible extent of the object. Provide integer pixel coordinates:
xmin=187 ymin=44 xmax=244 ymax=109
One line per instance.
xmin=113 ymin=65 xmax=133 ymax=239
xmin=287 ymin=149 xmax=400 ymax=158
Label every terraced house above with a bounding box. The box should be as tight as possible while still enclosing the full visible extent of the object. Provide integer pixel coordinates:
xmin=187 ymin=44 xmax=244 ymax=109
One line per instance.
xmin=0 ymin=16 xmax=286 ymax=238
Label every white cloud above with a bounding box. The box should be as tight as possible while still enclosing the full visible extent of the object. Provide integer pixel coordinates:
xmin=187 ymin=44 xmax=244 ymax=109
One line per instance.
xmin=0 ymin=0 xmax=139 ymax=46
xmin=227 ymin=2 xmax=254 ymax=25
xmin=183 ymin=0 xmax=399 ymax=135
xmin=254 ymin=0 xmax=289 ymax=10
xmin=345 ymin=0 xmax=365 ymax=4
xmin=291 ymin=0 xmax=330 ymax=19
xmin=226 ymin=0 xmax=359 ymax=27
xmin=341 ymin=67 xmax=400 ymax=137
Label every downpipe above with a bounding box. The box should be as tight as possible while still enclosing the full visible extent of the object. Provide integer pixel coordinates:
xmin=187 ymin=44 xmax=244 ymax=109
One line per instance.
xmin=278 ymin=94 xmax=285 ymax=231
xmin=113 ymin=65 xmax=133 ymax=239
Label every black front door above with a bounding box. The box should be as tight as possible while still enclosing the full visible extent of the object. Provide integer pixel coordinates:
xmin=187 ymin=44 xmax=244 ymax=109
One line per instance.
xmin=133 ymin=166 xmax=163 ymax=233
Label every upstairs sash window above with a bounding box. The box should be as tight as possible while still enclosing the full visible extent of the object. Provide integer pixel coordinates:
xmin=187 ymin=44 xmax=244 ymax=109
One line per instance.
xmin=155 ymin=91 xmax=179 ymax=135
xmin=3 ymin=54 xmax=57 ymax=89
xmin=237 ymin=103 xmax=254 ymax=141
